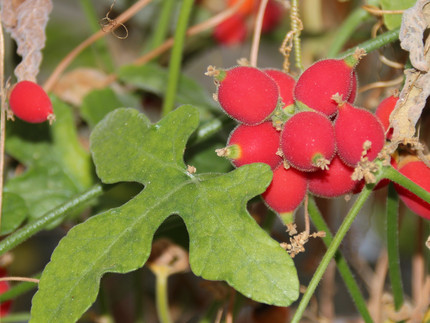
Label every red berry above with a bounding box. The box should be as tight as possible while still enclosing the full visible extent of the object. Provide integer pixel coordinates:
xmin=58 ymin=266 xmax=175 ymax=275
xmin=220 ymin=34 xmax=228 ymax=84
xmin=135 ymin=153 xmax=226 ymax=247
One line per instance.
xmin=217 ymin=122 xmax=282 ymax=170
xmin=264 ymin=69 xmax=295 ymax=110
xmin=0 ymin=268 xmax=12 ymax=317
xmin=215 ymin=66 xmax=280 ymax=125
xmin=8 ymin=81 xmax=54 ymax=123
xmin=259 ymin=0 xmax=283 ymax=33
xmin=308 ymin=155 xmax=358 ymax=198
xmin=334 ymin=102 xmax=385 ymax=166
xmin=294 ymin=58 xmax=357 ymax=117
xmin=348 ymin=71 xmax=358 ymax=104
xmin=261 ymin=164 xmax=307 ymax=216
xmin=394 ymin=160 xmax=430 ymax=220
xmin=375 ymin=94 xmax=398 ymax=140
xmin=213 ymin=13 xmax=248 ymax=46
xmin=281 ymin=111 xmax=336 ymax=171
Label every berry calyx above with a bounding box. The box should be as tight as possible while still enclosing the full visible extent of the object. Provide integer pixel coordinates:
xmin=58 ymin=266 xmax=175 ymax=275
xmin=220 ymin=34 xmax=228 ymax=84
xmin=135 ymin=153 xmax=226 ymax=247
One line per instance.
xmin=216 ymin=122 xmax=282 ymax=170
xmin=334 ymin=101 xmax=385 ymax=167
xmin=261 ymin=164 xmax=308 ymax=216
xmin=394 ymin=160 xmax=430 ymax=220
xmin=294 ymin=56 xmax=360 ymax=117
xmin=264 ymin=69 xmax=295 ymax=111
xmin=375 ymin=94 xmax=399 ymax=140
xmin=307 ymin=155 xmax=358 ymax=198
xmin=281 ymin=111 xmax=336 ymax=171
xmin=210 ymin=66 xmax=279 ymax=125
xmin=8 ymin=80 xmax=54 ymax=124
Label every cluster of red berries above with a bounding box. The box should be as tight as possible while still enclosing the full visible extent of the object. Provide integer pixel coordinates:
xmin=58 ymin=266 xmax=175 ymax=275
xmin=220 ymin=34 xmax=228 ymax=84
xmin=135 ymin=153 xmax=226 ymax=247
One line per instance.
xmin=208 ymin=52 xmax=401 ymax=219
xmin=8 ymin=80 xmax=54 ymax=124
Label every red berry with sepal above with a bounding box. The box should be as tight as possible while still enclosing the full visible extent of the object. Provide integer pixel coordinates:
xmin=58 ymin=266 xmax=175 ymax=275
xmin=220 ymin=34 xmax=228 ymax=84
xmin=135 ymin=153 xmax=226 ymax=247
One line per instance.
xmin=334 ymin=100 xmax=385 ymax=167
xmin=262 ymin=164 xmax=308 ymax=216
xmin=394 ymin=160 xmax=430 ymax=220
xmin=0 ymin=268 xmax=12 ymax=317
xmin=281 ymin=111 xmax=336 ymax=171
xmin=216 ymin=122 xmax=282 ymax=170
xmin=294 ymin=52 xmax=364 ymax=117
xmin=264 ymin=69 xmax=295 ymax=111
xmin=375 ymin=94 xmax=399 ymax=140
xmin=210 ymin=66 xmax=280 ymax=125
xmin=308 ymin=155 xmax=359 ymax=198
xmin=8 ymin=80 xmax=55 ymax=123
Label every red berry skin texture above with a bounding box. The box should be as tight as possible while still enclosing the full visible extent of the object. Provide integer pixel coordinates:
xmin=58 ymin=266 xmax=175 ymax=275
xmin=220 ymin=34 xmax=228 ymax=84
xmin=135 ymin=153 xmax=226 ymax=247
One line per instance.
xmin=9 ymin=81 xmax=53 ymax=123
xmin=294 ymin=59 xmax=355 ymax=117
xmin=281 ymin=111 xmax=336 ymax=171
xmin=308 ymin=155 xmax=358 ymax=198
xmin=264 ymin=69 xmax=295 ymax=110
xmin=217 ymin=66 xmax=279 ymax=125
xmin=0 ymin=268 xmax=12 ymax=317
xmin=226 ymin=122 xmax=282 ymax=170
xmin=213 ymin=13 xmax=248 ymax=46
xmin=348 ymin=71 xmax=358 ymax=104
xmin=375 ymin=95 xmax=398 ymax=140
xmin=334 ymin=102 xmax=385 ymax=167
xmin=262 ymin=164 xmax=308 ymax=215
xmin=394 ymin=161 xmax=430 ymax=220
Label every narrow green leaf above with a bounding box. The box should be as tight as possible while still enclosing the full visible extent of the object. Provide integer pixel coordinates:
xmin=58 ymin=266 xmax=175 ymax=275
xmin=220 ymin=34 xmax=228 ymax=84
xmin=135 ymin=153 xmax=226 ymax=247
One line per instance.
xmin=30 ymin=106 xmax=299 ymax=322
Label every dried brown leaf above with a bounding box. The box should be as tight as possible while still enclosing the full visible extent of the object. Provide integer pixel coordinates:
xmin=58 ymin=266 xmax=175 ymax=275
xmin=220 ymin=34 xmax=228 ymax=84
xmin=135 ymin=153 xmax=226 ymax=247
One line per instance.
xmin=1 ymin=0 xmax=53 ymax=82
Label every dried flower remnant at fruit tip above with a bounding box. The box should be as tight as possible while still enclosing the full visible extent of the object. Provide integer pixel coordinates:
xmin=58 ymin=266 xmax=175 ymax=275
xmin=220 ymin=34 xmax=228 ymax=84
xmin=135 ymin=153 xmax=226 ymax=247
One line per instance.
xmin=351 ymin=141 xmax=380 ymax=184
xmin=281 ymin=230 xmax=326 ymax=258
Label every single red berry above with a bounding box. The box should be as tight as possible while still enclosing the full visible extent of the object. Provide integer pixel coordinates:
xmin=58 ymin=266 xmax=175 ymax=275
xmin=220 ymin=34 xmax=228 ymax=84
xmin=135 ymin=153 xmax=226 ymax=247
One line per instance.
xmin=375 ymin=94 xmax=399 ymax=140
xmin=294 ymin=58 xmax=358 ymax=117
xmin=281 ymin=111 xmax=336 ymax=171
xmin=213 ymin=13 xmax=248 ymax=46
xmin=264 ymin=69 xmax=295 ymax=111
xmin=394 ymin=160 xmax=430 ymax=220
xmin=0 ymin=268 xmax=12 ymax=317
xmin=9 ymin=80 xmax=54 ymax=123
xmin=334 ymin=101 xmax=385 ymax=167
xmin=262 ymin=164 xmax=308 ymax=216
xmin=217 ymin=122 xmax=282 ymax=170
xmin=215 ymin=66 xmax=280 ymax=125
xmin=307 ymin=155 xmax=358 ymax=198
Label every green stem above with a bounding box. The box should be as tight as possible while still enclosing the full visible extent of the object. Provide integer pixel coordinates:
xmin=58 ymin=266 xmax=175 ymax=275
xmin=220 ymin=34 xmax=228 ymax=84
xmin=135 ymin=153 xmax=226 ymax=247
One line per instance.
xmin=161 ymin=0 xmax=195 ymax=116
xmin=327 ymin=0 xmax=380 ymax=58
xmin=155 ymin=270 xmax=172 ymax=323
xmin=0 ymin=184 xmax=106 ymax=256
xmin=383 ymin=166 xmax=430 ymax=204
xmin=146 ymin=0 xmax=176 ymax=52
xmin=1 ymin=313 xmax=31 ymax=322
xmin=307 ymin=196 xmax=374 ymax=323
xmin=79 ymin=0 xmax=115 ymax=72
xmin=291 ymin=185 xmax=374 ymax=323
xmin=0 ymin=273 xmax=41 ymax=303
xmin=386 ymin=183 xmax=404 ymax=311
xmin=337 ymin=27 xmax=400 ymax=58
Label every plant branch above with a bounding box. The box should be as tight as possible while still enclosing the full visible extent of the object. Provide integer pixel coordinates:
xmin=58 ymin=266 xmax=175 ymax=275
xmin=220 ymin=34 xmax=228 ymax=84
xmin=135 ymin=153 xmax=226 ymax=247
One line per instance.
xmin=249 ymin=0 xmax=268 ymax=67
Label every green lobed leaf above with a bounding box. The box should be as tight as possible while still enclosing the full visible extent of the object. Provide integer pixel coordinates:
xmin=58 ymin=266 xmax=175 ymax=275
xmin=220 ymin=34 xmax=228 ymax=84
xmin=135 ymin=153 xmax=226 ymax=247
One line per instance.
xmin=1 ymin=192 xmax=28 ymax=235
xmin=30 ymin=106 xmax=299 ymax=322
xmin=381 ymin=0 xmax=415 ymax=30
xmin=5 ymin=97 xmax=93 ymax=221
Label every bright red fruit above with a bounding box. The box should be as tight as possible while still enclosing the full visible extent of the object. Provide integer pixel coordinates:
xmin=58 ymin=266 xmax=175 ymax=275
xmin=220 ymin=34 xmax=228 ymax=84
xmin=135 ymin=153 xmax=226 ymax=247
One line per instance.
xmin=281 ymin=111 xmax=336 ymax=171
xmin=9 ymin=80 xmax=54 ymax=123
xmin=215 ymin=66 xmax=279 ymax=124
xmin=375 ymin=94 xmax=398 ymax=140
xmin=307 ymin=155 xmax=358 ymax=198
xmin=264 ymin=69 xmax=295 ymax=110
xmin=262 ymin=164 xmax=308 ymax=216
xmin=218 ymin=122 xmax=282 ymax=170
xmin=213 ymin=13 xmax=248 ymax=46
xmin=394 ymin=160 xmax=430 ymax=220
xmin=334 ymin=102 xmax=385 ymax=166
xmin=0 ymin=268 xmax=12 ymax=317
xmin=294 ymin=58 xmax=357 ymax=117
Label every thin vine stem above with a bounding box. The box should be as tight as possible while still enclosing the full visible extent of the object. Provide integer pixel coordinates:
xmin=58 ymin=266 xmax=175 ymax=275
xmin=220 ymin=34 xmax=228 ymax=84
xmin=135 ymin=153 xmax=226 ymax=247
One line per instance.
xmin=307 ymin=195 xmax=374 ymax=323
xmin=0 ymin=273 xmax=41 ymax=303
xmin=0 ymin=183 xmax=106 ymax=256
xmin=291 ymin=185 xmax=375 ymax=323
xmin=249 ymin=0 xmax=268 ymax=67
xmin=161 ymin=0 xmax=195 ymax=116
xmin=386 ymin=182 xmax=404 ymax=310
xmin=155 ymin=268 xmax=172 ymax=323
xmin=0 ymin=13 xmax=5 ymax=233
xmin=146 ymin=0 xmax=176 ymax=52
